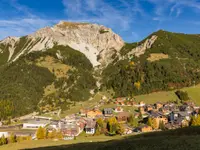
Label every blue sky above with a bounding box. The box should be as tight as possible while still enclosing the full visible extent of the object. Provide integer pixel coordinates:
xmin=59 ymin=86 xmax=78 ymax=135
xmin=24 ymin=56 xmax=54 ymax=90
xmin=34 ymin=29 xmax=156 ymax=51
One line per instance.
xmin=0 ymin=0 xmax=200 ymax=42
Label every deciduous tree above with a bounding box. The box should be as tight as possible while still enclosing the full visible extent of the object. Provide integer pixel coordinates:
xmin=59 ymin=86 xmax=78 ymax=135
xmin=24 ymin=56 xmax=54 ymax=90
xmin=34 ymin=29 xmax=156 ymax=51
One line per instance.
xmin=36 ymin=127 xmax=46 ymax=139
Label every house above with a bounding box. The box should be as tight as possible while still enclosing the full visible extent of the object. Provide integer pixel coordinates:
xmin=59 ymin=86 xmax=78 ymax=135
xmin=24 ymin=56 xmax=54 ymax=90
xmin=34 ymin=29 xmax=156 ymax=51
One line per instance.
xmin=164 ymin=123 xmax=177 ymax=130
xmin=139 ymin=101 xmax=145 ymax=107
xmin=103 ymin=108 xmax=113 ymax=117
xmin=22 ymin=119 xmax=50 ymax=129
xmin=155 ymin=102 xmax=163 ymax=110
xmin=115 ymin=101 xmax=119 ymax=105
xmin=179 ymin=104 xmax=193 ymax=111
xmin=136 ymin=125 xmax=152 ymax=132
xmin=123 ymin=124 xmax=133 ymax=135
xmin=169 ymin=111 xmax=190 ymax=122
xmin=139 ymin=106 xmax=145 ymax=114
xmin=61 ymin=125 xmax=80 ymax=139
xmin=126 ymin=101 xmax=132 ymax=106
xmin=102 ymin=96 xmax=107 ymax=100
xmin=33 ymin=116 xmax=52 ymax=121
xmin=13 ymin=131 xmax=35 ymax=137
xmin=145 ymin=105 xmax=154 ymax=112
xmin=184 ymin=101 xmax=195 ymax=107
xmin=149 ymin=111 xmax=168 ymax=129
xmin=87 ymin=109 xmax=103 ymax=118
xmin=85 ymin=120 xmax=96 ymax=134
xmin=130 ymin=101 xmax=136 ymax=106
xmin=120 ymin=101 xmax=125 ymax=106
xmin=116 ymin=112 xmax=131 ymax=122
xmin=48 ymin=121 xmax=59 ymax=130
xmin=114 ymin=107 xmax=123 ymax=113
xmin=159 ymin=107 xmax=171 ymax=115
xmin=175 ymin=118 xmax=189 ymax=127
xmin=178 ymin=112 xmax=191 ymax=121
xmin=0 ymin=132 xmax=9 ymax=138
xmin=79 ymin=109 xmax=89 ymax=117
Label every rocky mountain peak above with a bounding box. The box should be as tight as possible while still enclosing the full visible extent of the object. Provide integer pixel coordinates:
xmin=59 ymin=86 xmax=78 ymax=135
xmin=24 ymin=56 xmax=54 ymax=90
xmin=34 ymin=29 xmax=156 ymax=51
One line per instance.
xmin=0 ymin=21 xmax=125 ymax=67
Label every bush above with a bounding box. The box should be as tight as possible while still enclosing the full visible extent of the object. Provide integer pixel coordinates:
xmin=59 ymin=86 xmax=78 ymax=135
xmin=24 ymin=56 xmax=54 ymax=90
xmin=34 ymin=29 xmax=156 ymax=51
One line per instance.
xmin=175 ymin=90 xmax=189 ymax=102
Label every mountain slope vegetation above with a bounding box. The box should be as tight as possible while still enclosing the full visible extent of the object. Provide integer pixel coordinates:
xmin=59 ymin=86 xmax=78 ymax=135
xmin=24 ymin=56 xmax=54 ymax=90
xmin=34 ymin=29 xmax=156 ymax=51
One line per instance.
xmin=1 ymin=27 xmax=200 ymax=119
xmin=0 ymin=45 xmax=96 ymax=118
xmin=102 ymin=30 xmax=200 ymax=97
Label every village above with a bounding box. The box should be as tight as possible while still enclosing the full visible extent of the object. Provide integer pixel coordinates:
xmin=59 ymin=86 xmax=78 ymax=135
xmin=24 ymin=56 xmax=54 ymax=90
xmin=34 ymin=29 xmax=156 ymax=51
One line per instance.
xmin=0 ymin=95 xmax=200 ymax=144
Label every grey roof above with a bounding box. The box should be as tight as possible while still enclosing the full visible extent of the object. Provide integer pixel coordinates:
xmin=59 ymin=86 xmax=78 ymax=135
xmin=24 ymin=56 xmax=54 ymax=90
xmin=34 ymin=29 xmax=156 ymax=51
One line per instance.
xmin=85 ymin=120 xmax=96 ymax=128
xmin=22 ymin=119 xmax=50 ymax=125
xmin=149 ymin=111 xmax=162 ymax=118
xmin=178 ymin=111 xmax=189 ymax=117
xmin=104 ymin=108 xmax=113 ymax=111
xmin=175 ymin=117 xmax=185 ymax=124
xmin=137 ymin=125 xmax=149 ymax=129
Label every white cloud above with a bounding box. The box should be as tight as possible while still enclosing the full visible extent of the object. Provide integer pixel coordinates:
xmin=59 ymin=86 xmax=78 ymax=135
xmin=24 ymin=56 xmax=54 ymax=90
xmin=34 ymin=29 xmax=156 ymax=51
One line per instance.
xmin=0 ymin=0 xmax=59 ymax=40
xmin=0 ymin=18 xmax=58 ymax=40
xmin=62 ymin=0 xmax=135 ymax=31
xmin=147 ymin=0 xmax=200 ymax=19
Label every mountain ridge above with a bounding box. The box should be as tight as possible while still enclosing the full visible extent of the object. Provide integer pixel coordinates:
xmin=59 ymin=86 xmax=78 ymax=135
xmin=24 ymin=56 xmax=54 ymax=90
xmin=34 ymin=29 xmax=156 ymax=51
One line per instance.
xmin=0 ymin=21 xmax=124 ymax=67
xmin=1 ymin=22 xmax=200 ymax=119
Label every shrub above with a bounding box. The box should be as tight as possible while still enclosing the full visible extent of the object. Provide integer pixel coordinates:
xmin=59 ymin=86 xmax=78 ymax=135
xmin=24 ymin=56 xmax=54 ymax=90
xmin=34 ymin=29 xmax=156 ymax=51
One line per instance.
xmin=175 ymin=90 xmax=189 ymax=102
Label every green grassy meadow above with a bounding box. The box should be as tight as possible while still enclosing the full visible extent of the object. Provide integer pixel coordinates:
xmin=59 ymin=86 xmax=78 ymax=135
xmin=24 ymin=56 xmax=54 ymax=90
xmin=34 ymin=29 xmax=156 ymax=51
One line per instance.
xmin=134 ymin=84 xmax=200 ymax=105
xmin=1 ymin=127 xmax=200 ymax=150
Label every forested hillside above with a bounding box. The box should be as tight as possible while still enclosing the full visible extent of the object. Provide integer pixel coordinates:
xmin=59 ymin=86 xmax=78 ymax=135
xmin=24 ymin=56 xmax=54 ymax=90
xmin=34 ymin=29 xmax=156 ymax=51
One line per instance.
xmin=0 ymin=45 xmax=96 ymax=119
xmin=102 ymin=30 xmax=200 ymax=97
xmin=1 ymin=29 xmax=200 ymax=119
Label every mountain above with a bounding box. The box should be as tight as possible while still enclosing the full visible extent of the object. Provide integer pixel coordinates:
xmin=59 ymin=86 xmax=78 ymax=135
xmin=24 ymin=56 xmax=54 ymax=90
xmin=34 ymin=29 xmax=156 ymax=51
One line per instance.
xmin=0 ymin=21 xmax=124 ymax=67
xmin=1 ymin=22 xmax=200 ymax=119
xmin=102 ymin=30 xmax=200 ymax=97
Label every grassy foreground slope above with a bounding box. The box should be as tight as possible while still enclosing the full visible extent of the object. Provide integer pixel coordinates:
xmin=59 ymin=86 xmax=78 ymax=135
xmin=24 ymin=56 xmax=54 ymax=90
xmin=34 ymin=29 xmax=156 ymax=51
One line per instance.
xmin=1 ymin=127 xmax=200 ymax=150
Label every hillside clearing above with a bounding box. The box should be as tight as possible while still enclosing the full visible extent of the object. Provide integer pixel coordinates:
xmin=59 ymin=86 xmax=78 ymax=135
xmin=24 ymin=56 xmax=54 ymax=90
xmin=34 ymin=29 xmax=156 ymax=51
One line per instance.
xmin=135 ymin=84 xmax=200 ymax=105
xmin=147 ymin=53 xmax=169 ymax=62
xmin=36 ymin=56 xmax=71 ymax=78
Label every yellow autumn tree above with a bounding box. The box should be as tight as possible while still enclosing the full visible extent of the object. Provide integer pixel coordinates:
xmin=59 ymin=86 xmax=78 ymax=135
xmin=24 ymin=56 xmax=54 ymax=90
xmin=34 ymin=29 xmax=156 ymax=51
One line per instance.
xmin=147 ymin=118 xmax=158 ymax=129
xmin=116 ymin=123 xmax=125 ymax=135
xmin=56 ymin=131 xmax=63 ymax=139
xmin=129 ymin=61 xmax=135 ymax=66
xmin=191 ymin=115 xmax=200 ymax=126
xmin=36 ymin=127 xmax=46 ymax=139
xmin=134 ymin=81 xmax=141 ymax=90
xmin=96 ymin=118 xmax=105 ymax=135
xmin=107 ymin=117 xmax=118 ymax=134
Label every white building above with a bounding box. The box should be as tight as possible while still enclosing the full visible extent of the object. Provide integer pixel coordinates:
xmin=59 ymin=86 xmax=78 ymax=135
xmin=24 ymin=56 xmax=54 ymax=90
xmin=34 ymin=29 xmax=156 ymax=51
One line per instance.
xmin=85 ymin=120 xmax=96 ymax=134
xmin=22 ymin=119 xmax=50 ymax=129
xmin=0 ymin=132 xmax=9 ymax=138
